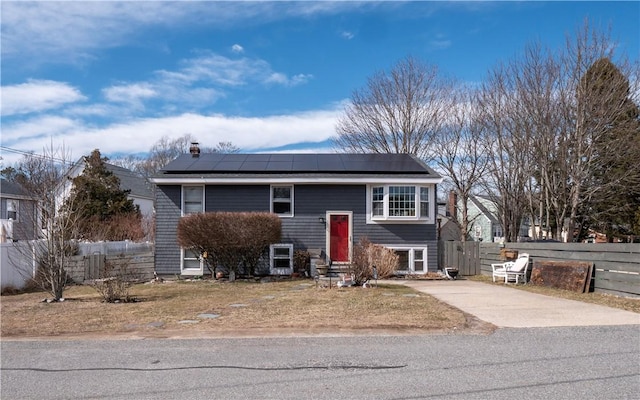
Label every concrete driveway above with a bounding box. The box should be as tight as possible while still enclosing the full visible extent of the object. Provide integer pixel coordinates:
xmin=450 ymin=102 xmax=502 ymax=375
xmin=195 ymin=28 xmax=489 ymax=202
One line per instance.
xmin=391 ymin=279 xmax=640 ymax=328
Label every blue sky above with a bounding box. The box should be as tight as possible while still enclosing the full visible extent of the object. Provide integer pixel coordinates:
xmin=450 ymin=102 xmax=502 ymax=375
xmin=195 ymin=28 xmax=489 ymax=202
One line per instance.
xmin=1 ymin=1 xmax=639 ymax=166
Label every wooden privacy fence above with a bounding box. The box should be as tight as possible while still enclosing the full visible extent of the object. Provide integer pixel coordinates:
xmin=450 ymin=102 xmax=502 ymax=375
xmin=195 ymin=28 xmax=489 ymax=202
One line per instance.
xmin=439 ymin=241 xmax=639 ymax=297
xmin=65 ymin=252 xmax=155 ymax=284
xmin=479 ymin=242 xmax=640 ymax=298
xmin=439 ymin=241 xmax=480 ymax=276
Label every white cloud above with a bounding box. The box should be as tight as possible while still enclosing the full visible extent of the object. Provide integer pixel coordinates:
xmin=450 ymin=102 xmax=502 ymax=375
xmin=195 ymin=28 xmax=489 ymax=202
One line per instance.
xmin=1 ymin=107 xmax=343 ymax=166
xmin=341 ymin=31 xmax=355 ymax=40
xmin=103 ymin=83 xmax=157 ymax=104
xmin=145 ymin=52 xmax=312 ymax=106
xmin=290 ymin=74 xmax=314 ymax=86
xmin=173 ymin=54 xmax=268 ymax=86
xmin=101 ymin=84 xmax=158 ymax=112
xmin=265 ymin=73 xmax=314 ymax=87
xmin=231 ymin=44 xmax=244 ymax=53
xmin=1 ymin=80 xmax=86 ymax=116
xmin=430 ymin=34 xmax=452 ymax=50
xmin=1 ymin=2 xmax=373 ymax=66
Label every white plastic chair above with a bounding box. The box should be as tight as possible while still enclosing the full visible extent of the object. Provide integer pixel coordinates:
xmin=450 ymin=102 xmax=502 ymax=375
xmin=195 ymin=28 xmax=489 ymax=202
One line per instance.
xmin=491 ymin=253 xmax=530 ymax=284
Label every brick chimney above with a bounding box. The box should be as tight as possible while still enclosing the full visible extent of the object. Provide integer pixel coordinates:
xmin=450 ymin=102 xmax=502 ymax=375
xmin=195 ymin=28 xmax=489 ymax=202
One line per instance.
xmin=189 ymin=142 xmax=200 ymax=157
xmin=448 ymin=190 xmax=457 ymax=218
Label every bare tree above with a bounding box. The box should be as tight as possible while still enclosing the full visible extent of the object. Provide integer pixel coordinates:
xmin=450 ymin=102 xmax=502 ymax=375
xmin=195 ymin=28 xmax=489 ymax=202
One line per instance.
xmin=108 ymin=154 xmax=146 ymax=172
xmin=428 ymin=85 xmax=488 ymax=241
xmin=211 ymin=141 xmax=240 ymax=153
xmin=111 ymin=135 xmax=240 ymax=178
xmin=333 ymin=55 xmax=453 ymax=160
xmin=136 ymin=134 xmax=198 ymax=178
xmin=477 ymin=62 xmax=531 ymax=243
xmin=7 ymin=145 xmax=85 ymax=300
xmin=556 ymin=20 xmax=638 ymax=241
xmin=510 ymin=43 xmax=567 ymax=240
xmin=475 ymin=20 xmax=637 ymax=243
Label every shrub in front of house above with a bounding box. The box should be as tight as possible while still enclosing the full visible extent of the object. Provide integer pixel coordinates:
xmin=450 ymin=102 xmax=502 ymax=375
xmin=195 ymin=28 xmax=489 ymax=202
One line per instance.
xmin=351 ymin=237 xmax=399 ymax=285
xmin=177 ymin=212 xmax=282 ymax=278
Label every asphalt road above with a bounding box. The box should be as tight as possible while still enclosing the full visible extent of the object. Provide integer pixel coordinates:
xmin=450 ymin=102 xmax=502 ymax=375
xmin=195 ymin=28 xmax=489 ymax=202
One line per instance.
xmin=2 ymin=325 xmax=639 ymax=400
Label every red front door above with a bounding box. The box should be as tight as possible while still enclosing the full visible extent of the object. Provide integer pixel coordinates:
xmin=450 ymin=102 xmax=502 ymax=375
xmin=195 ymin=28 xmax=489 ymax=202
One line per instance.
xmin=329 ymin=214 xmax=350 ymax=262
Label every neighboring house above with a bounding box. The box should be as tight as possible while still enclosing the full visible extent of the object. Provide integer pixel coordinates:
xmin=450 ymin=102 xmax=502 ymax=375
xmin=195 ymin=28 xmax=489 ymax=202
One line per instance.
xmin=436 ymin=201 xmax=461 ymax=242
xmin=151 ymin=152 xmax=443 ymax=277
xmin=59 ymin=158 xmax=154 ymax=217
xmin=105 ymin=164 xmax=155 ymax=217
xmin=0 ymin=178 xmax=39 ymax=242
xmin=458 ymin=194 xmax=529 ymax=242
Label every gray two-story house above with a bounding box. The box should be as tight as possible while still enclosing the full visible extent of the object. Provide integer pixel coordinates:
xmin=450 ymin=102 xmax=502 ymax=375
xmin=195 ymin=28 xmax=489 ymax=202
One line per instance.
xmin=151 ymin=152 xmax=443 ymax=277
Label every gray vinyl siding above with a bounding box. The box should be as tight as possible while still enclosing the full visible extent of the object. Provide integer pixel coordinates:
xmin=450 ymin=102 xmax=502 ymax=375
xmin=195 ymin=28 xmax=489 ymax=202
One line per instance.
xmin=154 ymin=185 xmax=182 ymax=275
xmin=285 ymin=184 xmax=435 ymax=245
xmin=205 ymin=185 xmax=270 ymax=212
xmin=0 ymin=197 xmax=38 ymax=241
xmin=155 ymin=185 xmax=272 ymax=275
xmin=154 ymin=183 xmax=439 ymax=275
xmin=286 ymin=185 xmax=438 ymax=271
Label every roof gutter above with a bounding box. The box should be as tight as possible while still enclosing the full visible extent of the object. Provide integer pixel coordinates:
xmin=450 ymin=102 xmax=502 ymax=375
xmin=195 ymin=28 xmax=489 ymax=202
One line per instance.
xmin=150 ymin=176 xmax=444 ymax=185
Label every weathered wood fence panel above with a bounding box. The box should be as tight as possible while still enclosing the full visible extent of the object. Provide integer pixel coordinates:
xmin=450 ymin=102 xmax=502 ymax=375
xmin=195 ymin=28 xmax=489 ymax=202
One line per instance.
xmin=64 ymin=252 xmax=155 ymax=284
xmin=475 ymin=242 xmax=640 ymax=297
xmin=2 ymin=241 xmax=156 ymax=291
xmin=439 ymin=241 xmax=480 ymax=276
xmin=85 ymin=254 xmax=103 ymax=280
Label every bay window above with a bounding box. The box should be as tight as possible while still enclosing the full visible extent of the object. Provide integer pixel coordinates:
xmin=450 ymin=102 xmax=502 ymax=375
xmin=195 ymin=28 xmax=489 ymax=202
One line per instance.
xmin=369 ymin=185 xmax=432 ymax=221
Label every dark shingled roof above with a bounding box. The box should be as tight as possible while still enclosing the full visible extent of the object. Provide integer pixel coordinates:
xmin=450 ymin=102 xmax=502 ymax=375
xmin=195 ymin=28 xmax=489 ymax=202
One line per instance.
xmin=0 ymin=178 xmax=29 ymax=197
xmin=105 ymin=164 xmax=154 ymax=199
xmin=160 ymin=153 xmax=440 ymax=176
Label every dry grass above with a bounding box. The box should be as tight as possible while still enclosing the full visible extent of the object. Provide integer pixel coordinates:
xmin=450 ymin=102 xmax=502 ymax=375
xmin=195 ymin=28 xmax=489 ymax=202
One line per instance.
xmin=468 ymin=275 xmax=640 ymax=313
xmin=0 ymin=279 xmax=478 ymax=339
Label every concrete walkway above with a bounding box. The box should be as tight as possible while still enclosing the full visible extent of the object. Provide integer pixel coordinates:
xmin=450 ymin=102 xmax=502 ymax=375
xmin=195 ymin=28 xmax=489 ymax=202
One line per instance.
xmin=389 ymin=279 xmax=640 ymax=328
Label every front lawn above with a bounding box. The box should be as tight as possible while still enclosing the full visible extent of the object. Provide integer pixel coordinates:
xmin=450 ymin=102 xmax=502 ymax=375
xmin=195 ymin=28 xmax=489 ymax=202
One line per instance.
xmin=0 ymin=279 xmax=486 ymax=338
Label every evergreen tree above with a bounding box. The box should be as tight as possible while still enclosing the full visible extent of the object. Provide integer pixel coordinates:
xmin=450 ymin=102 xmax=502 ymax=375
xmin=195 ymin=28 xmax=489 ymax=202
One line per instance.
xmin=580 ymin=58 xmax=640 ymax=240
xmin=66 ymin=149 xmax=141 ymax=240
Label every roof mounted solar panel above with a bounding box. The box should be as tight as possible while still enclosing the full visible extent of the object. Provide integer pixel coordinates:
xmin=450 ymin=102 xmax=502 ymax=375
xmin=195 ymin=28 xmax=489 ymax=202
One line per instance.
xmin=237 ymin=161 xmax=268 ymax=171
xmin=159 ymin=152 xmax=435 ymax=175
xmin=265 ymin=161 xmax=294 ymax=171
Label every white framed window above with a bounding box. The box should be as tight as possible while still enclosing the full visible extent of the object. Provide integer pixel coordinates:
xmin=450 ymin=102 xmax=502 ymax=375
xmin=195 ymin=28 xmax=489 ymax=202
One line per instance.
xmin=372 ymin=186 xmax=384 ymax=217
xmin=6 ymin=200 xmax=18 ymax=221
xmin=414 ymin=249 xmax=424 ymax=272
xmin=389 ymin=186 xmax=416 ymax=217
xmin=493 ymin=225 xmax=503 ymax=241
xmin=181 ymin=248 xmax=203 ymax=275
xmin=395 ymin=250 xmax=410 ymax=271
xmin=419 ymin=187 xmax=429 ymax=218
xmin=389 ymin=247 xmax=427 ymax=274
xmin=271 ymin=185 xmax=293 ymax=217
xmin=182 ymin=186 xmax=204 ymax=215
xmin=270 ymin=243 xmax=293 ymax=274
xmin=367 ymin=185 xmax=434 ymax=223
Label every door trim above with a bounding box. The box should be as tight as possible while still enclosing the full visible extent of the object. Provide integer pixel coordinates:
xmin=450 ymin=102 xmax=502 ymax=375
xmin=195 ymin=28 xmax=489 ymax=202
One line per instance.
xmin=325 ymin=211 xmax=353 ymax=264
